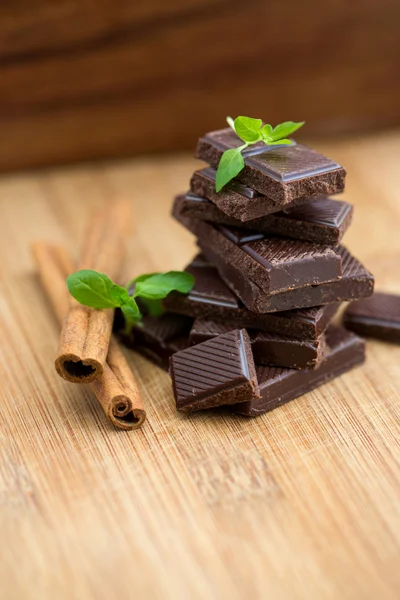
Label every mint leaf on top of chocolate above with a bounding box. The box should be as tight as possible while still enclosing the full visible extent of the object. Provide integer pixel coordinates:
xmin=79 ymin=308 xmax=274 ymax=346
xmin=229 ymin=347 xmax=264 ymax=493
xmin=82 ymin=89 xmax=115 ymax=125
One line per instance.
xmin=133 ymin=271 xmax=194 ymax=299
xmin=67 ymin=269 xmax=195 ymax=328
xmin=215 ymin=148 xmax=245 ymax=193
xmin=233 ymin=116 xmax=263 ymax=143
xmin=215 ymin=116 xmax=305 ymax=192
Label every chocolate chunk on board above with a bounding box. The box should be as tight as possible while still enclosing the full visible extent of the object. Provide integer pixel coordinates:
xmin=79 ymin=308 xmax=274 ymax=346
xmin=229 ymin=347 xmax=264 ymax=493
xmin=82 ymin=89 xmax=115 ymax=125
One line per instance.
xmin=117 ymin=313 xmax=193 ymax=370
xmin=189 ymin=318 xmax=327 ymax=370
xmin=234 ymin=326 xmax=365 ymax=417
xmin=200 ymin=244 xmax=374 ymax=313
xmin=191 ymin=219 xmax=342 ymax=294
xmin=170 ymin=329 xmax=260 ymax=412
xmin=343 ymin=292 xmax=400 ymax=343
xmin=164 ymin=254 xmax=340 ymax=340
xmin=196 ymin=128 xmax=346 ymax=202
xmin=190 ymin=168 xmax=315 ymax=221
xmin=173 ymin=194 xmax=352 ymax=246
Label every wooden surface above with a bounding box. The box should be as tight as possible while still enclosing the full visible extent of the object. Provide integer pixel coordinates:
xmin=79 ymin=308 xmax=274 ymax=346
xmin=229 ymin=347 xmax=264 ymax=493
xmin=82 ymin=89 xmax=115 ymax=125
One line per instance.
xmin=1 ymin=0 xmax=400 ymax=171
xmin=1 ymin=131 xmax=400 ymax=600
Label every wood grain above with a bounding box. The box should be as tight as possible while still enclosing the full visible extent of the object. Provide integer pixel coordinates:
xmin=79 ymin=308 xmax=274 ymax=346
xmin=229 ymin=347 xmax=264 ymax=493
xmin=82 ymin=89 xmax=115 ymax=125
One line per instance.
xmin=0 ymin=0 xmax=400 ymax=171
xmin=1 ymin=132 xmax=400 ymax=599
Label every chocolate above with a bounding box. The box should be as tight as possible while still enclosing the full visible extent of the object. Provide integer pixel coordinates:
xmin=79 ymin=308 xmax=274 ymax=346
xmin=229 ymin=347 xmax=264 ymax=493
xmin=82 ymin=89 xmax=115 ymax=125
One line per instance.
xmin=234 ymin=326 xmax=365 ymax=416
xmin=191 ymin=219 xmax=342 ymax=294
xmin=164 ymin=254 xmax=340 ymax=339
xmin=196 ymin=128 xmax=346 ymax=202
xmin=201 ymin=244 xmax=374 ymax=313
xmin=190 ymin=168 xmax=314 ymax=221
xmin=343 ymin=292 xmax=400 ymax=343
xmin=189 ymin=318 xmax=327 ymax=370
xmin=118 ymin=313 xmax=193 ymax=370
xmin=170 ymin=329 xmax=260 ymax=412
xmin=173 ymin=194 xmax=352 ymax=246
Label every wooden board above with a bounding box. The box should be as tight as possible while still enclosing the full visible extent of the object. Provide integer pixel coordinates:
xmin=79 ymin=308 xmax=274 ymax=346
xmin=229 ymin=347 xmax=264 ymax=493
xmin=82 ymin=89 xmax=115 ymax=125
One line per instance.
xmin=1 ymin=0 xmax=400 ymax=171
xmin=1 ymin=133 xmax=400 ymax=599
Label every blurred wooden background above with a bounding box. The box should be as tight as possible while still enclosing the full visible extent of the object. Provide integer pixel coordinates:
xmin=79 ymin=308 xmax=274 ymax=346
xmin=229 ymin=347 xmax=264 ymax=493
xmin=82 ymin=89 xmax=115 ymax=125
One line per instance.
xmin=1 ymin=0 xmax=400 ymax=171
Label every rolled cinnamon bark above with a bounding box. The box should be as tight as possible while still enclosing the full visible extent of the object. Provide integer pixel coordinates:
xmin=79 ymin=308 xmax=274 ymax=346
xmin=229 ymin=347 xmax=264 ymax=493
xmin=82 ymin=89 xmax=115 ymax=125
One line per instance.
xmin=31 ymin=241 xmax=146 ymax=430
xmin=55 ymin=202 xmax=131 ymax=383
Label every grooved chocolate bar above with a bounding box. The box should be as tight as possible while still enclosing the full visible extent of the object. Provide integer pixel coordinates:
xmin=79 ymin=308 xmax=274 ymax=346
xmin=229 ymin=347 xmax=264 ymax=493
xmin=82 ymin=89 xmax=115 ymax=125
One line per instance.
xmin=200 ymin=244 xmax=374 ymax=313
xmin=189 ymin=318 xmax=327 ymax=369
xmin=234 ymin=326 xmax=365 ymax=417
xmin=196 ymin=128 xmax=346 ymax=202
xmin=192 ymin=219 xmax=342 ymax=294
xmin=164 ymin=255 xmax=340 ymax=339
xmin=343 ymin=292 xmax=400 ymax=343
xmin=190 ymin=168 xmax=314 ymax=221
xmin=173 ymin=194 xmax=352 ymax=246
xmin=118 ymin=313 xmax=193 ymax=370
xmin=170 ymin=329 xmax=260 ymax=411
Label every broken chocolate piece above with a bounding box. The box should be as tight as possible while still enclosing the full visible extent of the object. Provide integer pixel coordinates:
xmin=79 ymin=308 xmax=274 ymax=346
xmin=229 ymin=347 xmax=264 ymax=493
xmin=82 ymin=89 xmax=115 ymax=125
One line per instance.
xmin=173 ymin=194 xmax=352 ymax=246
xmin=196 ymin=128 xmax=346 ymax=201
xmin=200 ymin=244 xmax=374 ymax=313
xmin=343 ymin=292 xmax=400 ymax=343
xmin=164 ymin=254 xmax=340 ymax=339
xmin=170 ymin=329 xmax=259 ymax=411
xmin=189 ymin=318 xmax=327 ymax=369
xmin=190 ymin=168 xmax=314 ymax=221
xmin=234 ymin=326 xmax=365 ymax=416
xmin=191 ymin=219 xmax=343 ymax=294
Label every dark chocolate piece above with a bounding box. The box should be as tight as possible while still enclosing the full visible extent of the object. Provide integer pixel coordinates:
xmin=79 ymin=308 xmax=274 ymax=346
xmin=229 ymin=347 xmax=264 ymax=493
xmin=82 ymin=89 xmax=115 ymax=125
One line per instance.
xmin=192 ymin=219 xmax=342 ymax=294
xmin=164 ymin=254 xmax=340 ymax=339
xmin=170 ymin=329 xmax=260 ymax=412
xmin=234 ymin=326 xmax=365 ymax=417
xmin=343 ymin=292 xmax=400 ymax=343
xmin=118 ymin=313 xmax=193 ymax=370
xmin=200 ymin=244 xmax=374 ymax=313
xmin=196 ymin=128 xmax=346 ymax=201
xmin=190 ymin=168 xmax=315 ymax=221
xmin=189 ymin=318 xmax=327 ymax=370
xmin=173 ymin=194 xmax=352 ymax=246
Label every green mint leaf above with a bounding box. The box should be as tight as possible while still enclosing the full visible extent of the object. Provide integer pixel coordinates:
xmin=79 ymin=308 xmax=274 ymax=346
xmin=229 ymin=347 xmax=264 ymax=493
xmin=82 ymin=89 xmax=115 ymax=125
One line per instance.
xmin=134 ymin=271 xmax=195 ymax=300
xmin=67 ymin=270 xmax=125 ymax=309
xmin=267 ymin=139 xmax=293 ymax=145
xmin=139 ymin=297 xmax=165 ymax=317
xmin=121 ymin=298 xmax=141 ymax=323
xmin=134 ymin=273 xmax=157 ymax=284
xmin=270 ymin=121 xmax=305 ymax=142
xmin=226 ymin=116 xmax=235 ymax=130
xmin=215 ymin=148 xmax=245 ymax=192
xmin=125 ymin=272 xmax=155 ymax=293
xmin=260 ymin=124 xmax=273 ymax=142
xmin=109 ymin=283 xmax=130 ymax=306
xmin=233 ymin=116 xmax=262 ymax=143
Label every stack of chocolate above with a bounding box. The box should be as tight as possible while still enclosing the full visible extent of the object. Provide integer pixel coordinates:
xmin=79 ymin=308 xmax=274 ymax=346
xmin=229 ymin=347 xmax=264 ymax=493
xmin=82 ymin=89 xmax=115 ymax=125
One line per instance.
xmin=121 ymin=127 xmax=375 ymax=416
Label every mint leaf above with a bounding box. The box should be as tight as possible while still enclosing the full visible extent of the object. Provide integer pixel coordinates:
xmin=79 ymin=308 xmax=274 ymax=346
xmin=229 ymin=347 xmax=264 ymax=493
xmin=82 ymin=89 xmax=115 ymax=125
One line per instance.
xmin=234 ymin=116 xmax=262 ymax=143
xmin=109 ymin=283 xmax=130 ymax=305
xmin=139 ymin=297 xmax=165 ymax=317
xmin=261 ymin=124 xmax=273 ymax=141
xmin=67 ymin=270 xmax=124 ymax=309
xmin=121 ymin=298 xmax=141 ymax=323
xmin=134 ymin=271 xmax=194 ymax=300
xmin=134 ymin=273 xmax=157 ymax=283
xmin=270 ymin=121 xmax=305 ymax=142
xmin=215 ymin=148 xmax=244 ymax=192
xmin=267 ymin=139 xmax=293 ymax=145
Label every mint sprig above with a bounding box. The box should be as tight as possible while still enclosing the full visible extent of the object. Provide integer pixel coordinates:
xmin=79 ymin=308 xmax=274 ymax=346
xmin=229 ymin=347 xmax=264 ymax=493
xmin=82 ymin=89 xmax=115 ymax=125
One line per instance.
xmin=67 ymin=269 xmax=194 ymax=329
xmin=215 ymin=117 xmax=305 ymax=192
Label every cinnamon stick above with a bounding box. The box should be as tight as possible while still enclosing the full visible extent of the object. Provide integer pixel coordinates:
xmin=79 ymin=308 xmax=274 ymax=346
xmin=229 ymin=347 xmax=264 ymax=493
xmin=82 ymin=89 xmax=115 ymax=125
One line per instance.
xmin=55 ymin=201 xmax=131 ymax=383
xmin=31 ymin=242 xmax=146 ymax=430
